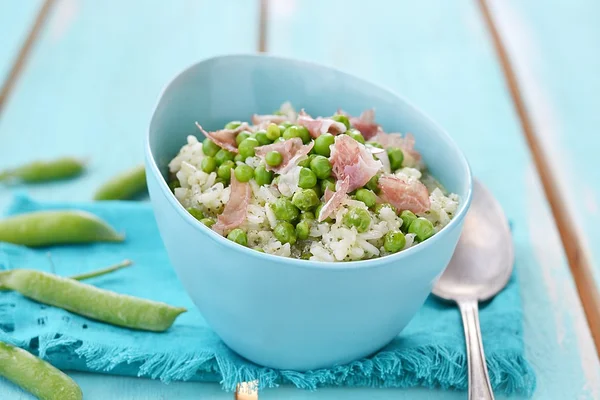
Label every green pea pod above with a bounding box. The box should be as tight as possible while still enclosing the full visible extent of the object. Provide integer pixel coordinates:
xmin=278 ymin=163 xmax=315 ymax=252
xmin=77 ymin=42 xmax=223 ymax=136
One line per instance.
xmin=0 ymin=157 xmax=85 ymax=183
xmin=0 ymin=341 xmax=82 ymax=400
xmin=0 ymin=269 xmax=186 ymax=332
xmin=93 ymin=165 xmax=147 ymax=200
xmin=0 ymin=210 xmax=124 ymax=247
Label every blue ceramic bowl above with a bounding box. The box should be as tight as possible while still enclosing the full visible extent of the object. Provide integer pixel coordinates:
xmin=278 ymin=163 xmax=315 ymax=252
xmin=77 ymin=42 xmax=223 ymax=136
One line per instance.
xmin=146 ymin=54 xmax=472 ymax=371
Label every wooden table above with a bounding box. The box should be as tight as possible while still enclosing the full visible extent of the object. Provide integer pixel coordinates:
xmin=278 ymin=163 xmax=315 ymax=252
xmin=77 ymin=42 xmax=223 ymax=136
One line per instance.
xmin=1 ymin=1 xmax=599 ymax=398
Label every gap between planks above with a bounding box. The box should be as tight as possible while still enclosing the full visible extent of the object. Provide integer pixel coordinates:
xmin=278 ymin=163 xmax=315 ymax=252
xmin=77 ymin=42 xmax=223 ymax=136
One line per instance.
xmin=478 ymin=0 xmax=600 ymax=356
xmin=0 ymin=0 xmax=55 ymax=116
xmin=258 ymin=0 xmax=268 ymax=52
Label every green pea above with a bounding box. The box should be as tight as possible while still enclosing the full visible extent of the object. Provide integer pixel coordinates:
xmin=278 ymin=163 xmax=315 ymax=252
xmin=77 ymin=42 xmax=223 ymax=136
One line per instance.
xmin=266 ymin=123 xmax=281 ymax=141
xmin=202 ymin=139 xmax=220 ymax=157
xmin=186 ymin=207 xmax=204 ymax=220
xmin=235 ymin=132 xmax=251 ymax=146
xmin=298 ymin=154 xmax=316 ymax=168
xmin=292 ymin=189 xmax=320 ymax=211
xmin=272 ymin=198 xmax=300 ymax=222
xmin=0 ymin=341 xmax=83 ymax=400
xmin=296 ymin=221 xmax=310 ymax=240
xmin=168 ymin=179 xmax=180 ymax=191
xmin=255 ymin=130 xmax=272 ymax=146
xmin=217 ymin=160 xmax=235 ymax=181
xmin=280 ymin=122 xmax=293 ymax=129
xmin=343 ymin=207 xmax=372 ymax=233
xmin=375 ymin=203 xmax=395 ymax=215
xmin=409 ymin=217 xmax=435 ymax=242
xmin=266 ymin=151 xmax=283 ymax=167
xmin=234 ymin=154 xmax=244 ymax=162
xmin=314 ymin=133 xmax=335 ymax=157
xmin=201 ymin=218 xmax=215 ymax=228
xmin=310 ymin=155 xmax=332 ymax=179
xmin=332 ymin=114 xmax=351 ymax=129
xmin=298 ymin=167 xmax=317 ymax=189
xmin=400 ymin=210 xmax=417 ymax=232
xmin=282 ymin=125 xmax=301 ymax=140
xmin=365 ymin=174 xmax=380 ymax=192
xmin=315 ymin=203 xmax=333 ymax=223
xmin=297 ymin=126 xmax=311 ymax=144
xmin=367 ymin=141 xmax=383 ymax=149
xmin=215 ymin=149 xmax=235 ymax=165
xmin=254 ymin=165 xmax=273 ymax=185
xmin=387 ymin=147 xmax=404 ymax=171
xmin=384 ymin=230 xmax=406 ymax=253
xmin=300 ymin=211 xmax=315 ymax=221
xmin=234 ymin=164 xmax=254 ymax=182
xmin=346 ymin=128 xmax=365 ymax=144
xmin=227 ymin=228 xmax=248 ymax=246
xmin=201 ymin=156 xmax=217 ymax=173
xmin=274 ymin=221 xmax=297 ymax=245
xmin=320 ymin=177 xmax=336 ymax=193
xmin=355 ymin=189 xmax=377 ymax=207
xmin=312 ymin=183 xmax=323 ymax=199
xmin=225 ymin=121 xmax=242 ymax=130
xmin=238 ymin=137 xmax=259 ymax=159
xmin=276 ymin=137 xmax=286 ymax=142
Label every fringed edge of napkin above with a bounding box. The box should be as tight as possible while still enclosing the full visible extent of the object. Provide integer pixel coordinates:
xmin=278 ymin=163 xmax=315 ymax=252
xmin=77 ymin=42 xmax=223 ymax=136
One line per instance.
xmin=0 ymin=331 xmax=536 ymax=396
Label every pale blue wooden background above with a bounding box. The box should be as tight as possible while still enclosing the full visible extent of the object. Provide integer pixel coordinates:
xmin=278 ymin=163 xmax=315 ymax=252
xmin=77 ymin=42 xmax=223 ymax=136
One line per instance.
xmin=1 ymin=1 xmax=599 ymax=399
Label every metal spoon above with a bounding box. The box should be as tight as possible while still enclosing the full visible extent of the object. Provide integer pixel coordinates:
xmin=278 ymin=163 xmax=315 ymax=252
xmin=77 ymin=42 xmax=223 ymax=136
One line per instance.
xmin=432 ymin=180 xmax=513 ymax=400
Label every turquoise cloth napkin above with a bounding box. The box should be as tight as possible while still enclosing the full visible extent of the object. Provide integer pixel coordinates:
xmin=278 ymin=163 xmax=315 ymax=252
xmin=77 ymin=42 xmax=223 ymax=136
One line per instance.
xmin=0 ymin=195 xmax=535 ymax=395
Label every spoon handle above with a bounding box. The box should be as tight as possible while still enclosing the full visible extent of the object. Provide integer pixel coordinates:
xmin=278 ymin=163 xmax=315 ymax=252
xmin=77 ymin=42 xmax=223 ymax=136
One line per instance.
xmin=458 ymin=299 xmax=494 ymax=400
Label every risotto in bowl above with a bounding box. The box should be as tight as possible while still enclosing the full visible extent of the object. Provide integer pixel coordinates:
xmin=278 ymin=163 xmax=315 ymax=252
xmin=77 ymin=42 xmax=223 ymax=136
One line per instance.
xmin=146 ymin=54 xmax=472 ymax=371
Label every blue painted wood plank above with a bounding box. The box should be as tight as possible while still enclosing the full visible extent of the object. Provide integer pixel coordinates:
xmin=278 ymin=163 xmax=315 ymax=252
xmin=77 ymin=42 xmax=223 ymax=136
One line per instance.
xmin=488 ymin=0 xmax=600 ymax=329
xmin=266 ymin=0 xmax=600 ymax=399
xmin=0 ymin=0 xmax=257 ymax=212
xmin=0 ymin=1 xmax=43 ymax=84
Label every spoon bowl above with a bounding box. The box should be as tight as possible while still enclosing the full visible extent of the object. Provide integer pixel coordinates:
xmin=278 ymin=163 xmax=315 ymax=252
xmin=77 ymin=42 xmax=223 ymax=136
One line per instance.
xmin=433 ymin=180 xmax=513 ymax=400
xmin=433 ymin=180 xmax=513 ymax=302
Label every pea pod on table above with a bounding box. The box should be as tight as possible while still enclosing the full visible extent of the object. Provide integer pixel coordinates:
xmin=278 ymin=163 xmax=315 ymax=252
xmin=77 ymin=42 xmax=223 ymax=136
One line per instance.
xmin=0 ymin=210 xmax=124 ymax=246
xmin=0 ymin=263 xmax=186 ymax=332
xmin=0 ymin=157 xmax=85 ymax=183
xmin=0 ymin=341 xmax=82 ymax=400
xmin=93 ymin=164 xmax=147 ymax=200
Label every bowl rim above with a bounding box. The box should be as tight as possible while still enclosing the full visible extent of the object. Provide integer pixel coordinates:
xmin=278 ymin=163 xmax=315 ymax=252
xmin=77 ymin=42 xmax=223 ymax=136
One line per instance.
xmin=146 ymin=53 xmax=473 ymax=271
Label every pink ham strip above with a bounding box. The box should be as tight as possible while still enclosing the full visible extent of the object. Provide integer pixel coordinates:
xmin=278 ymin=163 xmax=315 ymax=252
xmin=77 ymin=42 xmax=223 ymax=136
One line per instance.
xmin=329 ymin=134 xmax=382 ymax=192
xmin=195 ymin=122 xmax=250 ymax=153
xmin=378 ymin=175 xmax=430 ymax=214
xmin=318 ymin=176 xmax=350 ymax=222
xmin=254 ymin=138 xmax=314 ymax=174
xmin=212 ymin=171 xmax=251 ymax=235
xmin=372 ymin=131 xmax=422 ymax=162
xmin=297 ymin=110 xmax=347 ymax=138
xmin=251 ymin=114 xmax=289 ymax=125
xmin=349 ymin=109 xmax=380 ymax=140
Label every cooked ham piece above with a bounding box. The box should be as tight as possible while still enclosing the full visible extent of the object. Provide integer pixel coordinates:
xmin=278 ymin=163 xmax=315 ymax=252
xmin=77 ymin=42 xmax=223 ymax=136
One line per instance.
xmin=297 ymin=110 xmax=347 ymax=138
xmin=318 ymin=176 xmax=350 ymax=222
xmin=251 ymin=114 xmax=289 ymax=126
xmin=329 ymin=134 xmax=383 ymax=192
xmin=254 ymin=138 xmax=314 ymax=174
xmin=212 ymin=172 xmax=251 ymax=234
xmin=378 ymin=175 xmax=430 ymax=214
xmin=349 ymin=109 xmax=380 ymax=140
xmin=195 ymin=122 xmax=250 ymax=153
xmin=372 ymin=131 xmax=422 ymax=162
